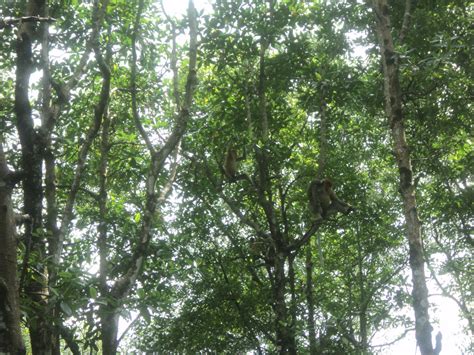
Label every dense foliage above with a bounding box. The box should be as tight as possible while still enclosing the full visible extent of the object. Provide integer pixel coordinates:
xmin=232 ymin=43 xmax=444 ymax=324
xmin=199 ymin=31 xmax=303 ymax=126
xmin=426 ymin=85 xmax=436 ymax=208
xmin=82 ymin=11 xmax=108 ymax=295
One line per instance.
xmin=0 ymin=0 xmax=471 ymax=354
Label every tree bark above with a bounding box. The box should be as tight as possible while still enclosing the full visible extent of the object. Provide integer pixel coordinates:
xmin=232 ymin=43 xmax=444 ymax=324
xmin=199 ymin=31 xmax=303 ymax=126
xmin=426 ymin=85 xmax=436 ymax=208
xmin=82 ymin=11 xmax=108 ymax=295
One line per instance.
xmin=0 ymin=143 xmax=26 ymax=354
xmin=98 ymin=108 xmax=113 ymax=354
xmin=305 ymin=243 xmax=317 ymax=354
xmin=14 ymin=0 xmax=51 ymax=352
xmin=305 ymin=92 xmax=329 ymax=354
xmin=371 ymin=1 xmax=437 ymax=354
xmin=273 ymin=252 xmax=297 ymax=354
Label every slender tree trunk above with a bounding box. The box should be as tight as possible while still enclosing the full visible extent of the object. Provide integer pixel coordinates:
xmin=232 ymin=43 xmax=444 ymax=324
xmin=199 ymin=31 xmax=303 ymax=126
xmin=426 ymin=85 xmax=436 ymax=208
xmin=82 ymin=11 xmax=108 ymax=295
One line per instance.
xmin=0 ymin=144 xmax=26 ymax=354
xmin=357 ymin=237 xmax=368 ymax=353
xmin=253 ymin=7 xmax=297 ymax=353
xmin=305 ymin=95 xmax=329 ymax=354
xmin=98 ymin=106 xmax=113 ymax=353
xmin=305 ymin=243 xmax=317 ymax=354
xmin=273 ymin=254 xmax=297 ymax=354
xmin=371 ymin=1 xmax=437 ymax=354
xmin=15 ymin=0 xmax=52 ymax=353
xmin=97 ymin=1 xmax=198 ymax=352
xmin=101 ymin=310 xmax=120 ymax=354
xmin=288 ymin=255 xmax=297 ymax=349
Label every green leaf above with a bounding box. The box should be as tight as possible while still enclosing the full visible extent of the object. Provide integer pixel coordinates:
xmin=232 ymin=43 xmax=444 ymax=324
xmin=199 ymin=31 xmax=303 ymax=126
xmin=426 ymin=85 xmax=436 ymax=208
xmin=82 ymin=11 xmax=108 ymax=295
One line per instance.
xmin=60 ymin=301 xmax=73 ymax=317
xmin=89 ymin=286 xmax=98 ymax=299
xmin=134 ymin=212 xmax=141 ymax=223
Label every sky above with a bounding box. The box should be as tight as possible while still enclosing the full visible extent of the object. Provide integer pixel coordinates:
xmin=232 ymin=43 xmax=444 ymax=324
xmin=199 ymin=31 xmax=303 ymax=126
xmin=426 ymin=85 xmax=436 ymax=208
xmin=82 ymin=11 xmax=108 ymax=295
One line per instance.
xmin=125 ymin=1 xmax=471 ymax=353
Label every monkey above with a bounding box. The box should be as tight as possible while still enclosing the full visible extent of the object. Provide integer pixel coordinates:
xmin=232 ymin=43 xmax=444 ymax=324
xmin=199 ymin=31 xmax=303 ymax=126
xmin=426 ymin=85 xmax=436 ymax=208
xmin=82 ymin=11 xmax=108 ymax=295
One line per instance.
xmin=224 ymin=147 xmax=239 ymax=181
xmin=223 ymin=146 xmax=248 ymax=182
xmin=308 ymin=179 xmax=353 ymax=221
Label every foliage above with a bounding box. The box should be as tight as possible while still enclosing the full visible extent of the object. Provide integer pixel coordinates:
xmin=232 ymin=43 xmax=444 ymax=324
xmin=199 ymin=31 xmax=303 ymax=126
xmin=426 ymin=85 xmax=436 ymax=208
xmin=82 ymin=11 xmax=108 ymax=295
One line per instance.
xmin=1 ymin=0 xmax=471 ymax=353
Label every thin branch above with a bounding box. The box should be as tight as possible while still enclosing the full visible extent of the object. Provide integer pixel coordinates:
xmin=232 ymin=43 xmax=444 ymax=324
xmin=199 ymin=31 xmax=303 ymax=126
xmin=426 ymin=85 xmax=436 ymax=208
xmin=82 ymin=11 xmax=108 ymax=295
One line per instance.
xmin=157 ymin=143 xmax=180 ymax=206
xmin=54 ymin=10 xmax=111 ymax=266
xmin=151 ymin=0 xmax=198 ymax=173
xmin=131 ymin=0 xmax=155 ymax=155
xmin=110 ymin=0 xmax=198 ymax=300
xmin=196 ymin=153 xmax=270 ymax=239
xmin=56 ymin=184 xmax=99 ymax=201
xmin=117 ymin=315 xmax=140 ymax=346
xmin=53 ymin=0 xmax=110 ymax=106
xmin=59 ymin=324 xmax=81 ymax=355
xmin=159 ymin=0 xmax=181 ymax=109
xmin=0 ymin=16 xmax=55 ymax=29
xmin=425 ymin=243 xmax=473 ymax=333
xmin=399 ymin=0 xmax=417 ymax=43
xmin=215 ymin=256 xmax=274 ymax=344
xmin=289 ymin=222 xmax=321 ymax=252
xmin=371 ymin=327 xmax=414 ymax=348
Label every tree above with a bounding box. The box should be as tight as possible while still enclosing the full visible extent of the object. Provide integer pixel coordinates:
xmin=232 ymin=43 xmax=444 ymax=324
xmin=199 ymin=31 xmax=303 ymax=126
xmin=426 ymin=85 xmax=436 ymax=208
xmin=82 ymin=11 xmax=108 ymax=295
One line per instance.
xmin=94 ymin=0 xmax=198 ymax=352
xmin=370 ymin=1 xmax=443 ymax=354
xmin=1 ymin=0 xmax=470 ymax=353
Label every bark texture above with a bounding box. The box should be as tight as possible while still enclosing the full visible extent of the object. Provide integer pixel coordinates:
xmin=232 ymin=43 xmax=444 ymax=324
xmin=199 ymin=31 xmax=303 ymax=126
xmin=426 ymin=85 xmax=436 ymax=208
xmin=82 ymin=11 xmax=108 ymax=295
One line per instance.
xmin=14 ymin=0 xmax=51 ymax=352
xmin=371 ymin=1 xmax=438 ymax=354
xmin=0 ymin=144 xmax=26 ymax=354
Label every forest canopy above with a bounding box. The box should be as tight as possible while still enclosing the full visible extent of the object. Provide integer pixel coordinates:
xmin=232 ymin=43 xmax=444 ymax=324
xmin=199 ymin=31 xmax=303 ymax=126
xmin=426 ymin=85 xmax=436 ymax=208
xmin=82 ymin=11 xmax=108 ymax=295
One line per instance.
xmin=0 ymin=0 xmax=472 ymax=354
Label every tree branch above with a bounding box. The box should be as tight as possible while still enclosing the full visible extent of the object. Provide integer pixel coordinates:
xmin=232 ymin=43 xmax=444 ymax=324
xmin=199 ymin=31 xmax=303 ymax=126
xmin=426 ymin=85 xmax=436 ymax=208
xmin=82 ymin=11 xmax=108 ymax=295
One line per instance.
xmin=399 ymin=0 xmax=417 ymax=43
xmin=0 ymin=16 xmax=55 ymax=30
xmin=130 ymin=0 xmax=156 ymax=155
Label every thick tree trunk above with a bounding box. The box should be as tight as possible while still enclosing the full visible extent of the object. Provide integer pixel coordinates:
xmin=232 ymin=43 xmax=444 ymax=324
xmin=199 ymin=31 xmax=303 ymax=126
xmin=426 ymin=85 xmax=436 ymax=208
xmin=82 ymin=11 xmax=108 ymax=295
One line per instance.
xmin=0 ymin=144 xmax=26 ymax=354
xmin=371 ymin=1 xmax=437 ymax=354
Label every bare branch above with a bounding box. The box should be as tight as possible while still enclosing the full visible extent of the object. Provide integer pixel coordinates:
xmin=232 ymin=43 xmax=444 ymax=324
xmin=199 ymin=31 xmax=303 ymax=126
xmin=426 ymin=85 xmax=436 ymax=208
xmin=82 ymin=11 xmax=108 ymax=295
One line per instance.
xmin=371 ymin=327 xmax=414 ymax=348
xmin=110 ymin=0 xmax=198 ymax=301
xmin=53 ymin=3 xmax=111 ymax=265
xmin=399 ymin=0 xmax=417 ymax=43
xmin=157 ymin=143 xmax=180 ymax=206
xmin=289 ymin=222 xmax=321 ymax=252
xmin=131 ymin=0 xmax=156 ymax=155
xmin=0 ymin=16 xmax=55 ymax=30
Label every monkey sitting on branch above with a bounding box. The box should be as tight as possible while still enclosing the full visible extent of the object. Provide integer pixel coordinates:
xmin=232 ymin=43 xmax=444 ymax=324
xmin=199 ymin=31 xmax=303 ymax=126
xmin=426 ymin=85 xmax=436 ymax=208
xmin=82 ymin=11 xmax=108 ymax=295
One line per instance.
xmin=223 ymin=146 xmax=248 ymax=182
xmin=308 ymin=178 xmax=354 ymax=221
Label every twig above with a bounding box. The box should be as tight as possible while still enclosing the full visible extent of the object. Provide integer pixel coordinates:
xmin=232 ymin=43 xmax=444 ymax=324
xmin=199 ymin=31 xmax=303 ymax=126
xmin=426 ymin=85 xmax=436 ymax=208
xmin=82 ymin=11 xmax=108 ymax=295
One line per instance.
xmin=371 ymin=327 xmax=414 ymax=348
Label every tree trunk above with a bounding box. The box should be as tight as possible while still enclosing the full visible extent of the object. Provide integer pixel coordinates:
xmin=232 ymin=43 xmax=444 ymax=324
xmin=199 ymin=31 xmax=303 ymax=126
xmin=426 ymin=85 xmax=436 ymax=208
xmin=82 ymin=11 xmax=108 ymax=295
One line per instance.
xmin=15 ymin=0 xmax=51 ymax=353
xmin=305 ymin=92 xmax=329 ymax=354
xmin=101 ymin=309 xmax=120 ymax=354
xmin=357 ymin=237 xmax=368 ymax=352
xmin=305 ymin=244 xmax=317 ymax=354
xmin=0 ymin=144 xmax=26 ymax=354
xmin=96 ymin=1 xmax=198 ymax=352
xmin=371 ymin=1 xmax=437 ymax=354
xmin=273 ymin=254 xmax=297 ymax=354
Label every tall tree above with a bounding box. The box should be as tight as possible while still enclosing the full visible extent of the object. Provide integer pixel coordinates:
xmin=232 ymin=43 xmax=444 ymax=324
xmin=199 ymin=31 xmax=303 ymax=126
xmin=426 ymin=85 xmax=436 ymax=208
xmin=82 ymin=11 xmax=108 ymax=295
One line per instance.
xmin=370 ymin=1 xmax=441 ymax=354
xmin=96 ymin=0 xmax=198 ymax=352
xmin=14 ymin=0 xmax=110 ymax=351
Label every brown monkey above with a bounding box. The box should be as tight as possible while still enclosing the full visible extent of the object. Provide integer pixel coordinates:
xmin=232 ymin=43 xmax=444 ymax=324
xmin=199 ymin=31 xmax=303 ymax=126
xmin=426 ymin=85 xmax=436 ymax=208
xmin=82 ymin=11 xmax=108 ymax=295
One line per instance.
xmin=224 ymin=147 xmax=238 ymax=181
xmin=308 ymin=179 xmax=353 ymax=221
xmin=224 ymin=146 xmax=249 ymax=182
